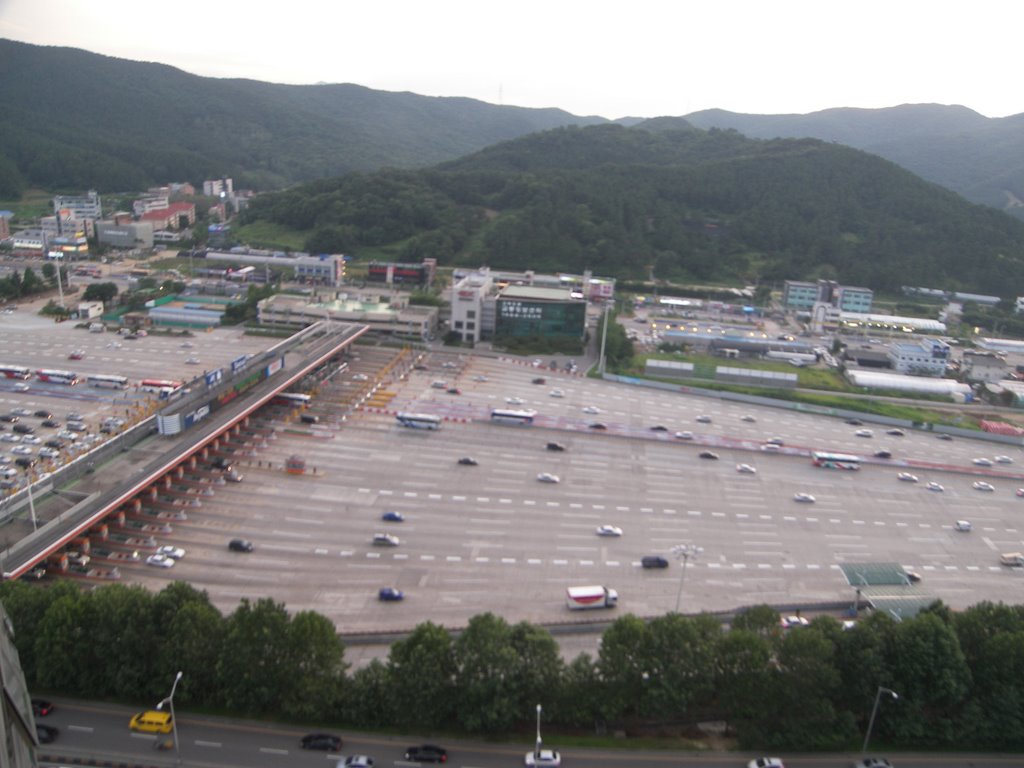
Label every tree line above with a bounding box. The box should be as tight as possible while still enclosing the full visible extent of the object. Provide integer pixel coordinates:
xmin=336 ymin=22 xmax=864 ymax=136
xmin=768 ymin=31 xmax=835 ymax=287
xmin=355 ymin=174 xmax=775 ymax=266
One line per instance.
xmin=5 ymin=579 xmax=1024 ymax=751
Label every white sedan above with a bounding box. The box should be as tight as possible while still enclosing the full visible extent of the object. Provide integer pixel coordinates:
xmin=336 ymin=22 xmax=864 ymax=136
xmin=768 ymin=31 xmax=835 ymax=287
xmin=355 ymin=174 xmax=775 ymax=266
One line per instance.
xmin=972 ymin=457 xmax=994 ymax=467
xmin=973 ymin=481 xmax=995 ymax=492
xmin=926 ymin=482 xmax=944 ymax=492
xmin=855 ymin=429 xmax=874 ymax=438
xmin=995 ymin=455 xmax=1014 ymax=464
xmin=525 ymin=749 xmax=561 ymax=767
xmin=736 ymin=463 xmax=757 ymax=474
xmin=954 ymin=520 xmax=973 ymax=532
xmin=145 ymin=554 xmax=175 ymax=568
xmin=506 ymin=397 xmax=525 ymax=405
xmin=674 ymin=431 xmax=694 ymax=440
xmin=582 ymin=405 xmax=600 ymax=414
xmin=793 ymin=493 xmax=816 ymax=503
xmin=537 ymin=473 xmax=560 ymax=484
xmin=897 ymin=472 xmax=918 ymax=483
xmin=11 ymin=446 xmax=33 ymax=455
xmin=549 ymin=389 xmax=564 ymax=398
xmin=156 ymin=545 xmax=186 ymax=560
xmin=596 ymin=525 xmax=623 ymax=537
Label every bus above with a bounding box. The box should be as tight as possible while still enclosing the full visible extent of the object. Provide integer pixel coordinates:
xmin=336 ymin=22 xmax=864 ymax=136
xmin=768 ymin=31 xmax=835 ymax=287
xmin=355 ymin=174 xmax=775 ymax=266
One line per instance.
xmin=139 ymin=378 xmax=183 ymax=398
xmin=87 ymin=373 xmax=130 ymax=390
xmin=273 ymin=392 xmax=313 ymax=406
xmin=36 ymin=369 xmax=80 ymax=385
xmin=490 ymin=408 xmax=538 ymax=425
xmin=0 ymin=365 xmax=31 ymax=380
xmin=811 ymin=451 xmax=861 ymax=470
xmin=395 ymin=412 xmax=442 ymax=430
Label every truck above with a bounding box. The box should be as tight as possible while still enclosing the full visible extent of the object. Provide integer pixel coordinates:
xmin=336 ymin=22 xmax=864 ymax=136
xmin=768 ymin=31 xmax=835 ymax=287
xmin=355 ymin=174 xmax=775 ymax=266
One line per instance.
xmin=1000 ymin=552 xmax=1024 ymax=567
xmin=566 ymin=585 xmax=618 ymax=610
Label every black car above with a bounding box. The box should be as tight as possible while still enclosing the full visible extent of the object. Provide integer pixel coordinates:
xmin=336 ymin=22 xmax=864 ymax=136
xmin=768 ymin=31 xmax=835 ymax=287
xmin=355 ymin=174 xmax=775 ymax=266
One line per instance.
xmin=41 ymin=419 xmax=60 ymax=429
xmin=44 ymin=439 xmax=64 ymax=449
xmin=31 ymin=698 xmax=53 ymax=717
xmin=14 ymin=457 xmax=36 ymax=470
xmin=649 ymin=425 xmax=668 ymax=432
xmin=588 ymin=422 xmax=608 ymax=430
xmin=886 ymin=428 xmax=906 ymax=437
xmin=228 ymin=539 xmax=254 ymax=552
xmin=874 ymin=450 xmax=893 ymax=459
xmin=457 ymin=457 xmax=478 ymax=466
xmin=211 ymin=457 xmax=233 ymax=471
xmin=546 ymin=442 xmax=566 ymax=452
xmin=698 ymin=451 xmax=720 ymax=460
xmin=0 ymin=414 xmax=18 ymax=423
xmin=33 ymin=410 xmax=53 ymax=419
xmin=641 ymin=555 xmax=669 ymax=569
xmin=12 ymin=424 xmax=34 ymax=434
xmin=36 ymin=723 xmax=58 ymax=744
xmin=404 ymin=744 xmax=448 ymax=763
xmin=531 ymin=377 xmax=546 ymax=385
xmin=300 ymin=733 xmax=342 ymax=751
xmin=845 ymin=418 xmax=864 ymax=426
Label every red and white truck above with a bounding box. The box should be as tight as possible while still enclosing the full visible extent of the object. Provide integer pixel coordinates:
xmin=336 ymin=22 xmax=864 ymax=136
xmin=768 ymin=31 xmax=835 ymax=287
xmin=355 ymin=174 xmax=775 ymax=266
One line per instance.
xmin=566 ymin=585 xmax=618 ymax=610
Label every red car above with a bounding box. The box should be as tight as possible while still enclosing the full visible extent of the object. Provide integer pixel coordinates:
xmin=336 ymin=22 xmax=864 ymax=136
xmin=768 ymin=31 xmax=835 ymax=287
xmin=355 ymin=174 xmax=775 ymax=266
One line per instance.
xmin=32 ymin=699 xmax=54 ymax=717
xmin=68 ymin=350 xmax=85 ymax=360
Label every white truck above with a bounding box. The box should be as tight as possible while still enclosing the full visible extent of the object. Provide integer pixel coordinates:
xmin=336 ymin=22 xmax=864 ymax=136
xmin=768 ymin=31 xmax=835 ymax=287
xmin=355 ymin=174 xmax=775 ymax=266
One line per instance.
xmin=566 ymin=585 xmax=618 ymax=610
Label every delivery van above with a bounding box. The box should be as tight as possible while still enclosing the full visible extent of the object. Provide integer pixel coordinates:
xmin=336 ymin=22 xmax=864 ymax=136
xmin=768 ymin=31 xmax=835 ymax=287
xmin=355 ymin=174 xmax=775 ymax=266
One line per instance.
xmin=129 ymin=710 xmax=173 ymax=734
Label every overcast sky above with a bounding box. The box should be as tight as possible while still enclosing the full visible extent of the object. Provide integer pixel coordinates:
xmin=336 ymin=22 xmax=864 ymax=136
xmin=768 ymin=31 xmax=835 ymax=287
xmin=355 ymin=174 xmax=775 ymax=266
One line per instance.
xmin=1 ymin=0 xmax=1018 ymax=119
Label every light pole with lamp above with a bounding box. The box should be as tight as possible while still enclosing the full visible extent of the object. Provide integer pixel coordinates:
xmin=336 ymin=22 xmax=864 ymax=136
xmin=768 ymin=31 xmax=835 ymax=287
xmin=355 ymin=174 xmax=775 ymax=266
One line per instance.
xmin=862 ymin=685 xmax=898 ymax=755
xmin=157 ymin=671 xmax=183 ymax=766
xmin=534 ymin=703 xmax=542 ymax=759
xmin=672 ymin=543 xmax=703 ymax=614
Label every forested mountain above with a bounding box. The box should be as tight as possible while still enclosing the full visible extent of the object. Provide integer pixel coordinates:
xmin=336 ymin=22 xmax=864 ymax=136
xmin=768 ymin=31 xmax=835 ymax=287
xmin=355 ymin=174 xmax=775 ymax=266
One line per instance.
xmin=242 ymin=123 xmax=1024 ymax=296
xmin=0 ymin=39 xmax=602 ymax=197
xmin=683 ymin=105 xmax=1024 ymax=219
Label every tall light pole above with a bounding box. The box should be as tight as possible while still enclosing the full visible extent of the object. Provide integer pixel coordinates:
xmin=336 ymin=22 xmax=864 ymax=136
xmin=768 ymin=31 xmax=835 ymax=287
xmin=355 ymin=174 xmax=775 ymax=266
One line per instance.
xmin=598 ymin=301 xmax=610 ymax=374
xmin=672 ymin=543 xmax=703 ymax=614
xmin=862 ymin=685 xmax=898 ymax=755
xmin=157 ymin=670 xmax=183 ymax=766
xmin=534 ymin=703 xmax=542 ymax=757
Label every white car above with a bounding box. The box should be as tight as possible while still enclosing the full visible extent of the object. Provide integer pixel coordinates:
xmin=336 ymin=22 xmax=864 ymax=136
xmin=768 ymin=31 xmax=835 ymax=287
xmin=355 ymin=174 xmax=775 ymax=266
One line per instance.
xmin=780 ymin=616 xmax=809 ymax=629
xmin=674 ymin=431 xmax=694 ymax=440
xmin=13 ymin=383 xmax=29 ymax=392
xmin=793 ymin=493 xmax=815 ymax=503
xmin=954 ymin=520 xmax=972 ymax=532
xmin=372 ymin=533 xmax=400 ymax=546
xmin=582 ymin=405 xmax=600 ymax=414
xmin=995 ymin=455 xmax=1014 ymax=464
xmin=0 ymin=434 xmax=20 ymax=443
xmin=897 ymin=472 xmax=918 ymax=483
xmin=38 ymin=447 xmax=61 ymax=459
xmin=11 ymin=446 xmax=33 ymax=456
xmin=352 ymin=373 xmax=369 ymax=381
xmin=146 ymin=554 xmax=175 ymax=568
xmin=524 ymin=749 xmax=561 ymax=767
xmin=185 ymin=356 xmax=201 ymax=365
xmin=156 ymin=545 xmax=186 ymax=559
xmin=736 ymin=463 xmax=757 ymax=474
xmin=596 ymin=525 xmax=623 ymax=537
xmin=695 ymin=415 xmax=712 ymax=423
xmin=741 ymin=415 xmax=756 ymax=422
xmin=748 ymin=757 xmax=786 ymax=768
xmin=21 ymin=436 xmax=41 ymax=445
xmin=537 ymin=473 xmax=560 ymax=484
xmin=926 ymin=482 xmax=944 ymax=492
xmin=506 ymin=397 xmax=525 ymax=405
xmin=11 ymin=408 xmax=31 ymax=417
xmin=855 ymin=429 xmax=874 ymax=438
xmin=472 ymin=375 xmax=488 ymax=382
xmin=180 ymin=341 xmax=194 ymax=348
xmin=973 ymin=481 xmax=995 ymax=492
xmin=972 ymin=457 xmax=994 ymax=467
xmin=549 ymin=389 xmax=564 ymax=398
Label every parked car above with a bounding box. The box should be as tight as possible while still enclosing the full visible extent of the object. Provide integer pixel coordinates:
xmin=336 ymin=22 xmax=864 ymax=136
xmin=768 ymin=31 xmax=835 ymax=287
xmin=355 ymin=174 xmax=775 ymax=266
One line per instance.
xmin=641 ymin=555 xmax=669 ymax=569
xmin=228 ymin=539 xmax=254 ymax=552
xmin=157 ymin=545 xmax=186 ymax=560
xmin=300 ymin=733 xmax=343 ymax=751
xmin=404 ymin=744 xmax=447 ymax=763
xmin=32 ymin=410 xmax=53 ymax=419
xmin=41 ymin=419 xmax=60 ymax=428
xmin=378 ymin=587 xmax=404 ymax=601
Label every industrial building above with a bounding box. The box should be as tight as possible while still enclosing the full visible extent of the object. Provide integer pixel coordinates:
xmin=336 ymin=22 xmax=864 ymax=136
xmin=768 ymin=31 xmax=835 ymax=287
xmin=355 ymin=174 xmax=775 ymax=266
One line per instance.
xmin=494 ymin=285 xmax=587 ymax=341
xmin=887 ymin=338 xmax=951 ymax=377
xmin=96 ymin=221 xmax=154 ymax=250
xmin=199 ymin=249 xmax=345 ymax=287
xmin=257 ymin=293 xmax=438 ymax=339
xmin=784 ymin=279 xmax=873 ymax=312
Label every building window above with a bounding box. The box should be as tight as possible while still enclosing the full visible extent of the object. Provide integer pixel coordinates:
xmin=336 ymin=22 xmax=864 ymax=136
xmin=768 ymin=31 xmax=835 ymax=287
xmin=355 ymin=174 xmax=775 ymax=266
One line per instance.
xmin=467 ymin=310 xmax=476 ymax=319
xmin=454 ymin=321 xmax=463 ymax=329
xmin=466 ymin=322 xmax=475 ymax=330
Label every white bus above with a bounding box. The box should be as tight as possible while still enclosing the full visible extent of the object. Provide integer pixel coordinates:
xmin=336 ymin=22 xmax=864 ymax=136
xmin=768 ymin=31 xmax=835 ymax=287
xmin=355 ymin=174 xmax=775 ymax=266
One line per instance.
xmin=395 ymin=412 xmax=442 ymax=430
xmin=490 ymin=408 xmax=537 ymax=425
xmin=36 ymin=369 xmax=80 ymax=385
xmin=87 ymin=373 xmax=129 ymax=390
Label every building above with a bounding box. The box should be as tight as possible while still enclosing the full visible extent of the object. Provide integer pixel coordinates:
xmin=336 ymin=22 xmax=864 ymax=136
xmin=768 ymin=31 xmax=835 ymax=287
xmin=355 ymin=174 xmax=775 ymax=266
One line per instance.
xmin=53 ymin=190 xmax=102 ymax=221
xmin=201 ymin=249 xmax=345 ymax=286
xmin=10 ymin=229 xmax=44 ymax=255
xmin=961 ymin=350 xmax=1009 ymax=383
xmin=0 ymin=211 xmax=11 ymax=240
xmin=0 ymin=602 xmax=41 ymax=767
xmin=203 ymin=178 xmax=234 ymax=197
xmin=887 ymin=338 xmax=951 ymax=376
xmin=836 ymin=311 xmax=946 ymax=335
xmin=494 ymin=285 xmax=587 ymax=340
xmin=367 ymin=259 xmax=436 ymax=287
xmin=257 ymin=293 xmax=437 ymax=339
xmin=138 ymin=202 xmax=196 ymax=231
xmin=783 ymin=279 xmax=873 ymax=312
xmin=96 ymin=221 xmax=154 ymax=250
xmin=450 ymin=270 xmax=495 ymax=344
xmin=133 ymin=193 xmax=170 ymax=217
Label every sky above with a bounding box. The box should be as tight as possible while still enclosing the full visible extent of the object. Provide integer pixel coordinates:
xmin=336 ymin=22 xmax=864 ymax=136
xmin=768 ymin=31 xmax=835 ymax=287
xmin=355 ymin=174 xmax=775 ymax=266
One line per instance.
xmin=1 ymin=0 xmax=1019 ymax=119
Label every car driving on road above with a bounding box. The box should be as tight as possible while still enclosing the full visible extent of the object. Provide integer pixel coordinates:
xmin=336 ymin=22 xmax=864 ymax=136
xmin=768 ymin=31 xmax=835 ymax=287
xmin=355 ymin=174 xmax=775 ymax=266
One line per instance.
xmin=373 ymin=533 xmax=400 ymax=546
xmin=537 ymin=473 xmax=560 ymax=483
xmin=596 ymin=525 xmax=623 ymax=537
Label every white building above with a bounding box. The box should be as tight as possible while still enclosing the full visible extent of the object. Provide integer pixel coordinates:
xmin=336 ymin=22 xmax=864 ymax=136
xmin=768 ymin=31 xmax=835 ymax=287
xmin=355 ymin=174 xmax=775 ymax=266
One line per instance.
xmin=961 ymin=350 xmax=1009 ymax=383
xmin=450 ymin=269 xmax=496 ymax=344
xmin=53 ymin=190 xmax=102 ymax=221
xmin=887 ymin=338 xmax=951 ymax=376
xmin=203 ymin=178 xmax=234 ymax=197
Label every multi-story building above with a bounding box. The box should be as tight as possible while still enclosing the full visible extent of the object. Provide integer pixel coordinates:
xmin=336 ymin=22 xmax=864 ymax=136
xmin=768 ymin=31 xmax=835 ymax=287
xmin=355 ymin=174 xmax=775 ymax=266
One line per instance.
xmin=53 ymin=190 xmax=102 ymax=221
xmin=450 ymin=270 xmax=494 ymax=344
xmin=133 ymin=193 xmax=170 ymax=217
xmin=961 ymin=350 xmax=1009 ymax=383
xmin=203 ymin=178 xmax=233 ymax=197
xmin=96 ymin=221 xmax=154 ymax=250
xmin=138 ymin=202 xmax=196 ymax=231
xmin=367 ymin=259 xmax=436 ymax=286
xmin=202 ymin=249 xmax=345 ymax=286
xmin=887 ymin=337 xmax=951 ymax=376
xmin=494 ymin=285 xmax=587 ymax=340
xmin=0 ymin=601 xmax=41 ymax=767
xmin=257 ymin=293 xmax=437 ymax=339
xmin=783 ymin=279 xmax=873 ymax=312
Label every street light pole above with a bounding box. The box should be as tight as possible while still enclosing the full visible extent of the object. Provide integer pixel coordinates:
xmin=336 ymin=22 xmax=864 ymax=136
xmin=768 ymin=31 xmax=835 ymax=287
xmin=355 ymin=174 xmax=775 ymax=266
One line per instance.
xmin=862 ymin=685 xmax=898 ymax=755
xmin=157 ymin=670 xmax=183 ymax=766
xmin=672 ymin=543 xmax=703 ymax=614
xmin=534 ymin=703 xmax=542 ymax=757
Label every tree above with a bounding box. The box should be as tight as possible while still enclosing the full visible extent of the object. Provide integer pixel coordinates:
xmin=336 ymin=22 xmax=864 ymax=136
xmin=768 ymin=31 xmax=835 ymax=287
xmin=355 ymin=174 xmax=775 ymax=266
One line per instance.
xmin=509 ymin=622 xmax=565 ymax=721
xmin=216 ymin=598 xmax=293 ymax=714
xmin=596 ymin=613 xmax=649 ymax=721
xmin=640 ymin=614 xmax=720 ymax=720
xmin=342 ymin=660 xmax=393 ymax=728
xmin=83 ymin=282 xmax=119 ymax=303
xmin=281 ymin=610 xmax=347 ymax=720
xmin=453 ymin=612 xmax=521 ymax=733
xmin=730 ymin=604 xmax=780 ymax=636
xmin=386 ymin=622 xmax=456 ymax=730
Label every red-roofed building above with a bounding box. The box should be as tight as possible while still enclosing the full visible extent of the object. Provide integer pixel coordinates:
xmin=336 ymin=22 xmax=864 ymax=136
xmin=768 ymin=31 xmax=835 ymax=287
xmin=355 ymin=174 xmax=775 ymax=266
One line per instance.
xmin=138 ymin=202 xmax=196 ymax=230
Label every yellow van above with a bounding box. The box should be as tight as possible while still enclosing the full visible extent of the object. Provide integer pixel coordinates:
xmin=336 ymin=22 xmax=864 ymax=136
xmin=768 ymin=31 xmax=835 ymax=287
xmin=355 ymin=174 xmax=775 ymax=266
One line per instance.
xmin=129 ymin=710 xmax=173 ymax=734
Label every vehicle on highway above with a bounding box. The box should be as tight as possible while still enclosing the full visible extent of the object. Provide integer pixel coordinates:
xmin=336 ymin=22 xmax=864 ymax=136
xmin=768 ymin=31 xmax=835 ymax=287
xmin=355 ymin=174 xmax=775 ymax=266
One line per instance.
xmin=674 ymin=430 xmax=694 ymax=440
xmin=373 ymin=533 xmax=400 ymax=546
xmin=228 ymin=539 xmax=254 ymax=553
xmin=741 ymin=414 xmax=756 ymax=422
xmin=582 ymin=405 xmax=600 ymax=414
xmin=695 ymin=414 xmax=712 ymax=423
xmin=596 ymin=524 xmax=623 ymax=537
xmin=36 ymin=723 xmax=58 ymax=744
xmin=129 ymin=710 xmax=173 ymax=734
xmin=649 ymin=425 xmax=668 ymax=432
xmin=855 ymin=429 xmax=874 ymax=438
xmin=588 ymin=422 xmax=608 ymax=430
xmin=926 ymin=482 xmax=944 ymax=492
xmin=897 ymin=472 xmax=918 ymax=483
xmin=506 ymin=396 xmax=525 ymax=405
xmin=457 ymin=457 xmax=478 ymax=465
xmin=549 ymin=388 xmax=564 ymax=398
xmin=531 ymin=377 xmax=546 ymax=385
xmin=793 ymin=493 xmax=816 ymax=503
xmin=937 ymin=433 xmax=953 ymax=441
xmin=446 ymin=387 xmax=461 ymax=395
xmin=736 ymin=463 xmax=757 ymax=474
xmin=973 ymin=481 xmax=995 ymax=492
xmin=1017 ymin=488 xmax=1024 ymax=497
xmin=404 ymin=744 xmax=447 ymax=763
xmin=146 ymin=554 xmax=175 ymax=568
xmin=342 ymin=756 xmax=375 ymax=768
xmin=546 ymin=442 xmax=565 ymax=451
xmin=300 ymin=733 xmax=342 ymax=751
xmin=747 ymin=758 xmax=785 ymax=768
xmin=537 ymin=473 xmax=560 ymax=483
xmin=352 ymin=373 xmax=369 ymax=381
xmin=886 ymin=428 xmax=905 ymax=437
xmin=641 ymin=555 xmax=669 ymax=569
xmin=185 ymin=356 xmax=201 ymax=365
xmin=1001 ymin=552 xmax=1024 ymax=567
xmin=765 ymin=437 xmax=785 ymax=446
xmin=382 ymin=511 xmax=405 ymax=522
xmin=698 ymin=451 xmax=719 ymax=460
xmin=854 ymin=758 xmax=893 ymax=768
xmin=760 ymin=443 xmax=781 ymax=452
xmin=524 ymin=748 xmax=561 ymax=766
xmin=31 ymin=698 xmax=53 ymax=716
xmin=11 ymin=408 xmax=31 ymax=417
xmin=472 ymin=374 xmax=487 ymax=382
xmin=995 ymin=455 xmax=1014 ymax=464
xmin=157 ymin=545 xmax=186 ymax=560
xmin=973 ymin=457 xmax=994 ymax=466
xmin=954 ymin=520 xmax=973 ymax=532
xmin=905 ymin=570 xmax=922 ymax=583
xmin=378 ymin=587 xmax=404 ymax=601
xmin=845 ymin=418 xmax=864 ymax=426
xmin=874 ymin=450 xmax=893 ymax=459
